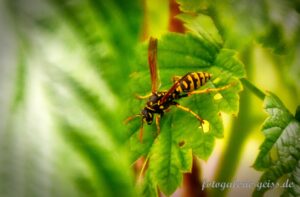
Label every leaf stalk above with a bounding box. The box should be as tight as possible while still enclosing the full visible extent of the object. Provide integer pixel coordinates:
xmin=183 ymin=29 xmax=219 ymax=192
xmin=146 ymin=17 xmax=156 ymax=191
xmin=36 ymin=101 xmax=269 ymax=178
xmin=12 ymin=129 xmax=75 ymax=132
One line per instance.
xmin=241 ymin=78 xmax=265 ymax=100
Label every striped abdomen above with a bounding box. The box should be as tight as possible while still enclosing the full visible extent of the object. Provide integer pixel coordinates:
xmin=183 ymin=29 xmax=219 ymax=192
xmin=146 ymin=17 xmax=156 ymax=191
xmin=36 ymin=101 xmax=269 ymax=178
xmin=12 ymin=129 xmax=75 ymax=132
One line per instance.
xmin=175 ymin=72 xmax=212 ymax=93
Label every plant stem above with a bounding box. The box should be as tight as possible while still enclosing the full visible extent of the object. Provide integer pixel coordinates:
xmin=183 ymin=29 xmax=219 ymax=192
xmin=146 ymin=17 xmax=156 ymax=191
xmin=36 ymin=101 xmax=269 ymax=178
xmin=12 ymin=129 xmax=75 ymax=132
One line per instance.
xmin=240 ymin=78 xmax=265 ymax=100
xmin=212 ymin=84 xmax=253 ymax=197
xmin=183 ymin=157 xmax=207 ymax=197
xmin=212 ymin=47 xmax=263 ymax=197
xmin=168 ymin=0 xmax=185 ymax=33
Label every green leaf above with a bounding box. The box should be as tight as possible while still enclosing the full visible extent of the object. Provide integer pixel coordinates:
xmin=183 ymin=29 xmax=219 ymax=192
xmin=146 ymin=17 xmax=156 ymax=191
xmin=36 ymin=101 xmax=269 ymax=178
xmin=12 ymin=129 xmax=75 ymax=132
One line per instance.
xmin=149 ymin=117 xmax=192 ymax=195
xmin=129 ymin=30 xmax=245 ymax=195
xmin=129 ymin=120 xmax=157 ymax=162
xmin=190 ymin=131 xmax=215 ymax=160
xmin=192 ymin=92 xmax=224 ymax=138
xmin=282 ymin=160 xmax=300 ymax=196
xmin=139 ymin=170 xmax=158 ymax=197
xmin=215 ymin=79 xmax=243 ymax=115
xmin=178 ymin=13 xmax=223 ymax=44
xmin=135 ymin=111 xmax=198 ymax=196
xmin=253 ymin=160 xmax=296 ymax=197
xmin=253 ymin=92 xmax=300 ymax=197
xmin=253 ymin=93 xmax=295 ymax=169
xmin=214 ymin=49 xmax=246 ymax=78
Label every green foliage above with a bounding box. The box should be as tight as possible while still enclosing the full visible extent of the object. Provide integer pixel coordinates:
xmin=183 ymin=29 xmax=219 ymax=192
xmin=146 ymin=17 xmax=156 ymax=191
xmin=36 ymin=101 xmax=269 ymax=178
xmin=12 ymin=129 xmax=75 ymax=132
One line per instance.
xmin=253 ymin=93 xmax=300 ymax=196
xmin=10 ymin=42 xmax=28 ymax=112
xmin=1 ymin=0 xmax=142 ymax=196
xmin=50 ymin=0 xmax=142 ymax=96
xmin=176 ymin=1 xmax=300 ymax=197
xmin=128 ymin=17 xmax=245 ymax=195
xmin=2 ymin=0 xmax=300 ymax=196
xmin=58 ymin=122 xmax=136 ymax=197
xmin=46 ymin=0 xmax=142 ymax=195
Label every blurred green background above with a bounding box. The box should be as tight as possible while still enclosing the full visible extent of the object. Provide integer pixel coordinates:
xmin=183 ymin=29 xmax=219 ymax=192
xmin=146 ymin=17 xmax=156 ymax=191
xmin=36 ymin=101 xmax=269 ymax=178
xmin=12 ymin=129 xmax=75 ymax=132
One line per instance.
xmin=0 ymin=0 xmax=299 ymax=196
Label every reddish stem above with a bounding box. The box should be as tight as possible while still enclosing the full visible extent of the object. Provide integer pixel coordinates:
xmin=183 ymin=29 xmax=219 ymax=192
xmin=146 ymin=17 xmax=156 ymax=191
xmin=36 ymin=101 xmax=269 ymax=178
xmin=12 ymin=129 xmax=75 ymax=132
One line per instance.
xmin=182 ymin=157 xmax=207 ymax=197
xmin=168 ymin=0 xmax=185 ymax=33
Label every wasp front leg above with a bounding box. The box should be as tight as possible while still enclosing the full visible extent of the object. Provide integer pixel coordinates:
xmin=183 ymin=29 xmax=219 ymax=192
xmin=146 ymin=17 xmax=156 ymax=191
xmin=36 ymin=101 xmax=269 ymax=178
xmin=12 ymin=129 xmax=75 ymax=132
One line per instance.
xmin=124 ymin=114 xmax=141 ymax=124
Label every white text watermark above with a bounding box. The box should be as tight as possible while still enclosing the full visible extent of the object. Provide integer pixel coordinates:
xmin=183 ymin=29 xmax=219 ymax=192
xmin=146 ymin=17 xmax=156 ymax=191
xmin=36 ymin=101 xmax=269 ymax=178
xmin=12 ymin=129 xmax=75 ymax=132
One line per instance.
xmin=202 ymin=179 xmax=294 ymax=191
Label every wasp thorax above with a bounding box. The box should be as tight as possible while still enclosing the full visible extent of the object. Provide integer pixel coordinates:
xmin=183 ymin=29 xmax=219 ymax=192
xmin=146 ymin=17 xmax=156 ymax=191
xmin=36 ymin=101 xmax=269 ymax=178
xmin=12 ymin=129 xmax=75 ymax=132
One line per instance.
xmin=147 ymin=92 xmax=166 ymax=105
xmin=148 ymin=94 xmax=159 ymax=102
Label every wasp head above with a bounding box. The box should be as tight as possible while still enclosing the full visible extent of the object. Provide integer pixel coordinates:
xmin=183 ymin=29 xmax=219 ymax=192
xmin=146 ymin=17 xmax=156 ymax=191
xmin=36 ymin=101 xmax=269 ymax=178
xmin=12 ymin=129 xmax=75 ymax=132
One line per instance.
xmin=141 ymin=108 xmax=153 ymax=125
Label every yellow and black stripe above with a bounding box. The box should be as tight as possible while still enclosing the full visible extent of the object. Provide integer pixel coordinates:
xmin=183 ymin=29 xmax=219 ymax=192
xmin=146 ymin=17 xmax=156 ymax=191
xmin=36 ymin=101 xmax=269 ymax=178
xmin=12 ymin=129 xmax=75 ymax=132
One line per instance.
xmin=176 ymin=72 xmax=211 ymax=93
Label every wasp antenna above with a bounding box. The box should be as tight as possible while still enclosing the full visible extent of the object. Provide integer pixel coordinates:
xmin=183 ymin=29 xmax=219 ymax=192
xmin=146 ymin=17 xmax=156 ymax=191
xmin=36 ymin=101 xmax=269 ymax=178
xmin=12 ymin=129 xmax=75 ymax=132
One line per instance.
xmin=124 ymin=114 xmax=141 ymax=124
xmin=135 ymin=93 xmax=152 ymax=100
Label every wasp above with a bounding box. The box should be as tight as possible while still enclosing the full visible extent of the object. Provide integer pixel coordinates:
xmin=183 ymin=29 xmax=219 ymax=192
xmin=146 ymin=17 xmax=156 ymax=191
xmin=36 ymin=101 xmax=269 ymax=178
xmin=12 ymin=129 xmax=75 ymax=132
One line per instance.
xmin=126 ymin=37 xmax=233 ymax=141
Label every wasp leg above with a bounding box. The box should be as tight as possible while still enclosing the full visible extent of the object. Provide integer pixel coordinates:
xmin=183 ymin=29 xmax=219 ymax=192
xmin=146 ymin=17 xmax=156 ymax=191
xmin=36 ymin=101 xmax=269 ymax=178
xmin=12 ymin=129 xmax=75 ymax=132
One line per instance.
xmin=138 ymin=155 xmax=150 ymax=181
xmin=155 ymin=115 xmax=161 ymax=135
xmin=174 ymin=103 xmax=204 ymax=125
xmin=139 ymin=119 xmax=144 ymax=143
xmin=123 ymin=115 xmax=144 ymax=142
xmin=124 ymin=114 xmax=141 ymax=124
xmin=135 ymin=93 xmax=152 ymax=100
xmin=188 ymin=83 xmax=234 ymax=96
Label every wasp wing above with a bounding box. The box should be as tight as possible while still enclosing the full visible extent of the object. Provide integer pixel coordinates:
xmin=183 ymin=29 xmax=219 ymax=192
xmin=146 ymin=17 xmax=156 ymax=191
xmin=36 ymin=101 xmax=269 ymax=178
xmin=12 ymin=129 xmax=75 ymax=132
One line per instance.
xmin=160 ymin=80 xmax=181 ymax=104
xmin=160 ymin=73 xmax=191 ymax=104
xmin=148 ymin=37 xmax=160 ymax=93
